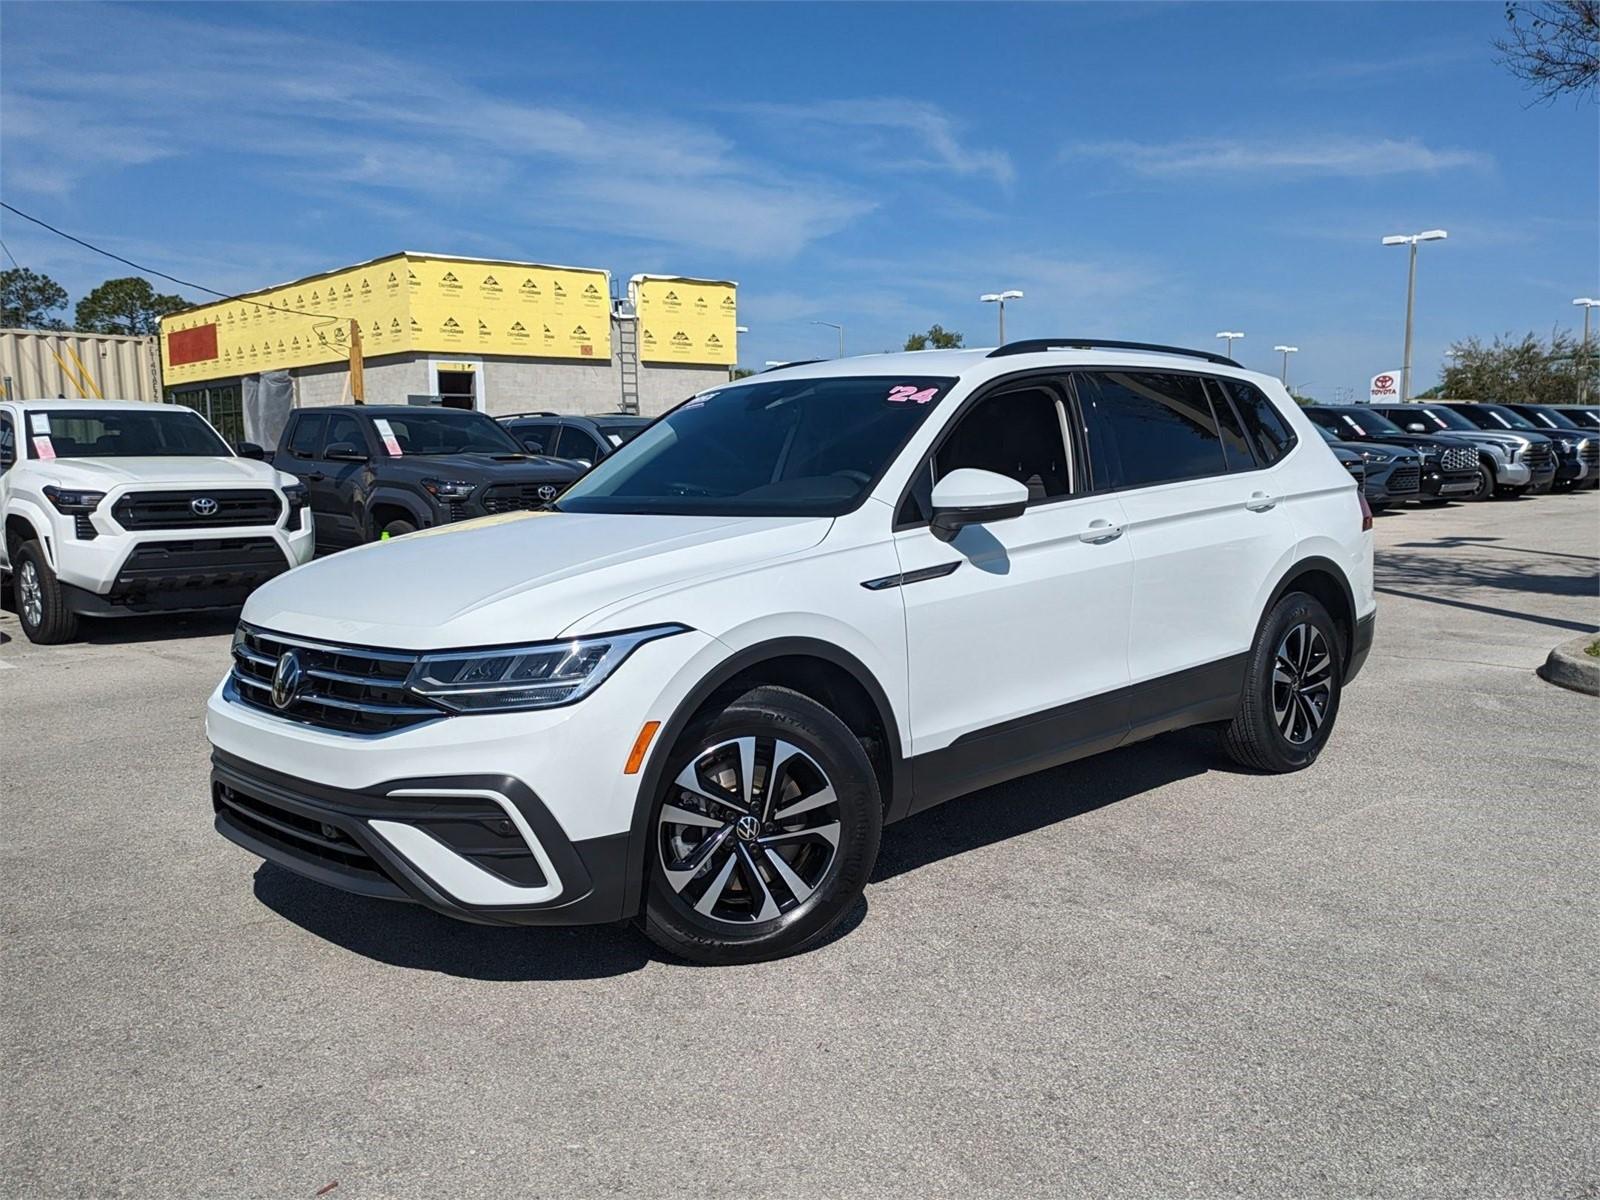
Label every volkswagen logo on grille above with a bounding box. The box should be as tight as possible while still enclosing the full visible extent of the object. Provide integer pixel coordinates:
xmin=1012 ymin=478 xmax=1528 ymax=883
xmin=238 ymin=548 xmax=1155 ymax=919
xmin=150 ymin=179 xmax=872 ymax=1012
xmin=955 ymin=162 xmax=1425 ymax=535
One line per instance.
xmin=191 ymin=496 xmax=220 ymax=517
xmin=271 ymin=649 xmax=305 ymax=710
xmin=537 ymin=484 xmax=558 ymax=502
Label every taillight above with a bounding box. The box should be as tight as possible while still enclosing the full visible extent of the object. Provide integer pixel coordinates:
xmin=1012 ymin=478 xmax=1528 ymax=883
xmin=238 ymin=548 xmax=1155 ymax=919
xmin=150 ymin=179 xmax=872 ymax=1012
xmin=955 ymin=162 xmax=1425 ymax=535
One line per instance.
xmin=1358 ymin=489 xmax=1373 ymax=532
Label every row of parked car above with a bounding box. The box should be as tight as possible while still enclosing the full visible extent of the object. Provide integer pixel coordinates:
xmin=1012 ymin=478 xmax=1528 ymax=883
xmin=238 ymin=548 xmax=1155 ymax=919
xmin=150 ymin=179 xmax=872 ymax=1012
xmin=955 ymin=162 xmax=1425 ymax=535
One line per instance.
xmin=1 ymin=388 xmax=1595 ymax=644
xmin=1304 ymin=401 xmax=1600 ymax=510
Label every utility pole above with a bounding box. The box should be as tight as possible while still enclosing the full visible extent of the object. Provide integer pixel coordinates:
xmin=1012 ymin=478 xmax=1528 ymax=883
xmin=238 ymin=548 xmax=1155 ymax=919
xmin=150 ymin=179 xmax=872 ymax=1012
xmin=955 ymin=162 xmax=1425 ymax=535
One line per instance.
xmin=1382 ymin=229 xmax=1447 ymax=403
xmin=1573 ymin=298 xmax=1598 ymax=404
xmin=349 ymin=319 xmax=365 ymax=403
xmin=811 ymin=321 xmax=844 ymax=358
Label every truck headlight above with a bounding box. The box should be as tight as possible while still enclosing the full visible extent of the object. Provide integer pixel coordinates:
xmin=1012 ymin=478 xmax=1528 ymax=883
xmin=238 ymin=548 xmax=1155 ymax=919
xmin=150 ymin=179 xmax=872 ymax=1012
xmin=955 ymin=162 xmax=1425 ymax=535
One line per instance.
xmin=42 ymin=486 xmax=106 ymax=513
xmin=282 ymin=482 xmax=309 ymax=531
xmin=421 ymin=478 xmax=476 ymax=500
xmin=407 ymin=624 xmax=689 ymax=712
xmin=1361 ymin=450 xmax=1392 ymax=463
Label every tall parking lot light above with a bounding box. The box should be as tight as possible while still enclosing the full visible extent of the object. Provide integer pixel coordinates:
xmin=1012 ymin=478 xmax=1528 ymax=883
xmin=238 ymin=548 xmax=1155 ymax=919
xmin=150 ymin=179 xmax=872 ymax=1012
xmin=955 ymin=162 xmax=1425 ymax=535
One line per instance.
xmin=1216 ymin=331 xmax=1244 ymax=358
xmin=811 ymin=321 xmax=845 ymax=358
xmin=979 ymin=290 xmax=1024 ymax=345
xmin=1573 ymin=298 xmax=1599 ymax=403
xmin=1382 ymin=229 xmax=1448 ymax=402
xmin=1274 ymin=345 xmax=1299 ymax=388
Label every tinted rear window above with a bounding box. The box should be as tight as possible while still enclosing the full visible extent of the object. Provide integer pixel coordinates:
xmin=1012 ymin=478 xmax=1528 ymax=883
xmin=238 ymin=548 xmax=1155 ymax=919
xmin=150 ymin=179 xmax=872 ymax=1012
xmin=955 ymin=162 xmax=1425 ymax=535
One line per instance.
xmin=1078 ymin=371 xmax=1228 ymax=490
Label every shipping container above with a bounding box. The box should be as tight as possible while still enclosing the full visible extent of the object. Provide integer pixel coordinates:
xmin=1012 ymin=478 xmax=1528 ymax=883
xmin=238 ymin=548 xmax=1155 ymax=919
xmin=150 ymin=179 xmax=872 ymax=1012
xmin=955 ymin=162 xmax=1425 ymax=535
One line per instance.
xmin=0 ymin=327 xmax=161 ymax=403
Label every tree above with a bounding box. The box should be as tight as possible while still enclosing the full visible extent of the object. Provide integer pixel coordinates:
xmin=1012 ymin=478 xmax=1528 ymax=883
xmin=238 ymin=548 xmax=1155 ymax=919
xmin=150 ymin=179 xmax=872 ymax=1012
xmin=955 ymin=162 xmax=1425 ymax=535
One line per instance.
xmin=904 ymin=324 xmax=963 ymax=351
xmin=730 ymin=367 xmax=756 ymax=379
xmin=1494 ymin=1 xmax=1599 ymax=103
xmin=74 ymin=277 xmax=190 ymax=336
xmin=1439 ymin=330 xmax=1598 ymax=404
xmin=1 ymin=267 xmax=70 ymax=330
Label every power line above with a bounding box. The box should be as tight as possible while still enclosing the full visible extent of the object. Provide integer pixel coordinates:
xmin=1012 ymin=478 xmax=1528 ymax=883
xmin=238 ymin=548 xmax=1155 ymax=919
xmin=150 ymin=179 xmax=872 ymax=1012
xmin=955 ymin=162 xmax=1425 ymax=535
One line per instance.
xmin=0 ymin=200 xmax=348 ymax=327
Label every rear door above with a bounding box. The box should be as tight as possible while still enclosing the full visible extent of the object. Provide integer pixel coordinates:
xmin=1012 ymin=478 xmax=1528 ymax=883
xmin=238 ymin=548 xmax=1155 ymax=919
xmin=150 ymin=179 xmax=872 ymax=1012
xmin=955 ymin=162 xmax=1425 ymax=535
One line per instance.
xmin=1075 ymin=369 xmax=1299 ymax=734
xmin=892 ymin=375 xmax=1134 ymax=810
xmin=509 ymin=420 xmax=557 ymax=456
xmin=553 ymin=424 xmax=604 ymax=468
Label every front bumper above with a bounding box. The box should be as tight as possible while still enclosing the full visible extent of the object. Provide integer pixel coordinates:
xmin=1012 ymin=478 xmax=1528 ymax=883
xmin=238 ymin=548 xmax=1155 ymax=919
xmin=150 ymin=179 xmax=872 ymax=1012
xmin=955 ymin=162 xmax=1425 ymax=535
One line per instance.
xmin=1420 ymin=468 xmax=1479 ymax=499
xmin=212 ymin=751 xmax=628 ymax=925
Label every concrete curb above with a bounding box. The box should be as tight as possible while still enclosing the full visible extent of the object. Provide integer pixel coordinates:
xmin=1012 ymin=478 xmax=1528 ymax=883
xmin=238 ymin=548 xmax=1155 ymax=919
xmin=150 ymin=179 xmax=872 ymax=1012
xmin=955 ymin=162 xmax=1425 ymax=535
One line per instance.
xmin=1538 ymin=634 xmax=1600 ymax=696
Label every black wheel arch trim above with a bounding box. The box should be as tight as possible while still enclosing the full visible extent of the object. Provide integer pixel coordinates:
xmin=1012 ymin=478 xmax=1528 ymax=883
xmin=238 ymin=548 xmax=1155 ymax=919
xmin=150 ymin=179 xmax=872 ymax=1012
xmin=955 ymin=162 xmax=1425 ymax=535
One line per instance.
xmin=621 ymin=636 xmax=907 ymax=920
xmin=365 ymin=486 xmax=432 ymax=532
xmin=1262 ymin=555 xmax=1360 ymax=669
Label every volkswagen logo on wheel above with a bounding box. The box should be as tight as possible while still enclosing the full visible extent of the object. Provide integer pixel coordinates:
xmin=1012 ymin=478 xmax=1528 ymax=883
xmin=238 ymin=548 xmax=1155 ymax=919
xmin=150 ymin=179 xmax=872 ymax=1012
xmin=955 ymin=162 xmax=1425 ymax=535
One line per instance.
xmin=191 ymin=496 xmax=220 ymax=517
xmin=734 ymin=815 xmax=761 ymax=842
xmin=271 ymin=650 xmax=304 ymax=710
xmin=537 ymin=484 xmax=558 ymax=502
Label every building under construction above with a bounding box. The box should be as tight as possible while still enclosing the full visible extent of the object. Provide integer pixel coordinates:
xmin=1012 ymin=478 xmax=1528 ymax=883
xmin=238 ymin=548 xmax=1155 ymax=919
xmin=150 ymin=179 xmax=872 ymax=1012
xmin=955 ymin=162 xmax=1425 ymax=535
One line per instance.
xmin=157 ymin=252 xmax=737 ymax=446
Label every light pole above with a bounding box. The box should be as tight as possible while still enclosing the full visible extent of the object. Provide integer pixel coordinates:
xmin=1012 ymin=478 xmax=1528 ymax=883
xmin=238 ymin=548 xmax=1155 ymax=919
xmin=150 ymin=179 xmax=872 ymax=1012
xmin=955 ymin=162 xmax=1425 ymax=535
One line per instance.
xmin=1382 ymin=229 xmax=1448 ymax=402
xmin=1273 ymin=345 xmax=1299 ymax=388
xmin=979 ymin=290 xmax=1024 ymax=345
xmin=1215 ymin=331 xmax=1244 ymax=358
xmin=1573 ymin=298 xmax=1599 ymax=403
xmin=811 ymin=320 xmax=844 ymax=358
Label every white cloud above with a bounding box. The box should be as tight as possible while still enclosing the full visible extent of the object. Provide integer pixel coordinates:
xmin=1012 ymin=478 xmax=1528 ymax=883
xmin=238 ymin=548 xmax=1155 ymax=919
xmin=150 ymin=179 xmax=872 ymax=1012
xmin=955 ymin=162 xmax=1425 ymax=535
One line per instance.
xmin=1070 ymin=136 xmax=1491 ymax=178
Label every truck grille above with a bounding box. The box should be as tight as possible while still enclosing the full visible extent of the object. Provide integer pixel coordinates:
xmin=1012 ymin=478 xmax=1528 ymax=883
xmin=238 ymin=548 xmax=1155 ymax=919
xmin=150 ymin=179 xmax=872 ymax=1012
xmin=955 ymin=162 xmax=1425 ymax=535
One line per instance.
xmin=113 ymin=489 xmax=282 ymax=530
xmin=481 ymin=482 xmax=562 ymax=514
xmin=230 ymin=625 xmax=442 ymax=735
xmin=1518 ymin=442 xmax=1554 ymax=472
xmin=1440 ymin=446 xmax=1476 ymax=474
xmin=1579 ymin=440 xmax=1598 ymax=468
xmin=1386 ymin=464 xmax=1421 ymax=494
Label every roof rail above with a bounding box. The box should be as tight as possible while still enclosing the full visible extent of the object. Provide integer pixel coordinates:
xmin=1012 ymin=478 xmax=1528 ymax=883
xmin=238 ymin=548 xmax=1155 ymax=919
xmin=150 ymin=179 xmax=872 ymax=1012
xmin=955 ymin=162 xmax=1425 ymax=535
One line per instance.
xmin=987 ymin=338 xmax=1241 ymax=368
xmin=493 ymin=410 xmax=560 ymax=420
xmin=759 ymin=359 xmax=825 ymax=373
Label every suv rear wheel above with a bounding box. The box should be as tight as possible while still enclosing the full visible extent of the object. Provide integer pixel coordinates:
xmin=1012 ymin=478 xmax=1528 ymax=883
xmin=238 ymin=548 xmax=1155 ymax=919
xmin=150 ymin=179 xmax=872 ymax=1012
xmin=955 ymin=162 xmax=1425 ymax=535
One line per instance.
xmin=641 ymin=685 xmax=881 ymax=964
xmin=1223 ymin=592 xmax=1343 ymax=773
xmin=14 ymin=540 xmax=79 ymax=645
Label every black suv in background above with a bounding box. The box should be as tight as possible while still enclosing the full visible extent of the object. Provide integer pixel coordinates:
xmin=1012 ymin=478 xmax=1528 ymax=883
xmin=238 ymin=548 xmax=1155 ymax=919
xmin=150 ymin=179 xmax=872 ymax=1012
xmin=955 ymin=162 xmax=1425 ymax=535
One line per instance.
xmin=1304 ymin=406 xmax=1479 ymax=503
xmin=1501 ymin=403 xmax=1598 ymax=488
xmin=498 ymin=411 xmax=651 ymax=468
xmin=272 ymin=406 xmax=581 ymax=549
xmin=1438 ymin=403 xmax=1564 ymax=491
xmin=1309 ymin=422 xmax=1422 ymax=510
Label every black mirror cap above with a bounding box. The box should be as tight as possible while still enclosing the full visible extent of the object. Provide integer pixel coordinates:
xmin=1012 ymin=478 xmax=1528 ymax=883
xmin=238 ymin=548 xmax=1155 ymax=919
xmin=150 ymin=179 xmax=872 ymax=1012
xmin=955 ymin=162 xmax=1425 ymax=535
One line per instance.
xmin=929 ymin=499 xmax=1027 ymax=542
xmin=324 ymin=442 xmax=369 ymax=461
xmin=236 ymin=441 xmax=267 ymax=460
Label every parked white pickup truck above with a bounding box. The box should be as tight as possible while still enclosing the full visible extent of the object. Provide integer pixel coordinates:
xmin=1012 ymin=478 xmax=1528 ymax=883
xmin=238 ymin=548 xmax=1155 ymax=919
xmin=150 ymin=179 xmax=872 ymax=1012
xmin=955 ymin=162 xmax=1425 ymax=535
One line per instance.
xmin=1 ymin=399 xmax=314 ymax=643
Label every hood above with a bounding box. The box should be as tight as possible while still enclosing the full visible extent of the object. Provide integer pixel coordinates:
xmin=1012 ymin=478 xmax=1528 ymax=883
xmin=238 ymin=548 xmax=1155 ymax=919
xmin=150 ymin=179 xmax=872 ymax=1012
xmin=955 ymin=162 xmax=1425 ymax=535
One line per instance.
xmin=241 ymin=510 xmax=832 ymax=649
xmin=32 ymin=456 xmax=282 ymax=489
xmin=1424 ymin=429 xmax=1530 ymax=452
xmin=392 ymin=452 xmax=581 ymax=481
xmin=1328 ymin=439 xmax=1419 ymax=462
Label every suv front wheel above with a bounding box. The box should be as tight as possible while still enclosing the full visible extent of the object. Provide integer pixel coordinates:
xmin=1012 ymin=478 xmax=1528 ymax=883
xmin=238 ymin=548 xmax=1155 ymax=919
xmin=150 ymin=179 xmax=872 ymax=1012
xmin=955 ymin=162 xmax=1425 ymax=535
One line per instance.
xmin=641 ymin=685 xmax=881 ymax=964
xmin=1223 ymin=592 xmax=1343 ymax=773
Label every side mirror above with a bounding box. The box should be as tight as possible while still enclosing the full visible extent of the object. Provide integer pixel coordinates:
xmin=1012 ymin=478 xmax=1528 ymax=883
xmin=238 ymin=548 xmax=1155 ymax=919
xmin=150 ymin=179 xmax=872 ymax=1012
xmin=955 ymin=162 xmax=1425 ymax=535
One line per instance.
xmin=929 ymin=468 xmax=1029 ymax=542
xmin=1406 ymin=423 xmax=1427 ymax=434
xmin=236 ymin=441 xmax=267 ymax=460
xmin=324 ymin=442 xmax=368 ymax=462
xmin=575 ymin=458 xmax=593 ymax=469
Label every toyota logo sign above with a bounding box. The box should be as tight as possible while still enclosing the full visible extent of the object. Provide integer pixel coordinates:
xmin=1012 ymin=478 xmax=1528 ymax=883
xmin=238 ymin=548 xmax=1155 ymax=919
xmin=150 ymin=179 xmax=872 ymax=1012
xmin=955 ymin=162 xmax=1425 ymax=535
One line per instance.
xmin=191 ymin=496 xmax=220 ymax=517
xmin=1369 ymin=371 xmax=1401 ymax=401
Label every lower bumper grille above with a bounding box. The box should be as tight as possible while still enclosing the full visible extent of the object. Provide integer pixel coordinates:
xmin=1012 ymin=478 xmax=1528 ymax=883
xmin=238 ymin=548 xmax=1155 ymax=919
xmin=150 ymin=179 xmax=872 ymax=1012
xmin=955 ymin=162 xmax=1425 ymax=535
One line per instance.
xmin=112 ymin=538 xmax=288 ymax=599
xmin=1385 ymin=464 xmax=1421 ymax=494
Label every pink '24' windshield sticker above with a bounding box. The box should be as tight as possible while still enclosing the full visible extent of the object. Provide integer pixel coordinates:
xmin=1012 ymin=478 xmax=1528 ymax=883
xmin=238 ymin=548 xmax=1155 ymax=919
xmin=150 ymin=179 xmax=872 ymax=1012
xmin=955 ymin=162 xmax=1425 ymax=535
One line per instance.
xmin=886 ymin=385 xmax=939 ymax=405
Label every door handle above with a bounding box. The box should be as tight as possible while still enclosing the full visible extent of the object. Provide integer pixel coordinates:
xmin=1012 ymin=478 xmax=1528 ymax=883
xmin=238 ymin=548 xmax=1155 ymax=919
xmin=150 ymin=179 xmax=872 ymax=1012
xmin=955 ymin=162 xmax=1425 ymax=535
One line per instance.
xmin=1245 ymin=492 xmax=1278 ymax=512
xmin=306 ymin=472 xmax=326 ymax=482
xmin=1079 ymin=519 xmax=1123 ymax=544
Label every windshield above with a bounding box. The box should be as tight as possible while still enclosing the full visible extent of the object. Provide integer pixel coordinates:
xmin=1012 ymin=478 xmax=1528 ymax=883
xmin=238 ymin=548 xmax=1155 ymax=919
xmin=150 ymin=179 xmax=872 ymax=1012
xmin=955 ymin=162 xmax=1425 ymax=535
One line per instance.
xmin=1567 ymin=408 xmax=1599 ymax=428
xmin=381 ymin=410 xmax=526 ymax=456
xmin=1411 ymin=406 xmax=1477 ymax=431
xmin=1478 ymin=405 xmax=1539 ymax=431
xmin=26 ymin=407 xmax=230 ymax=458
xmin=1520 ymin=407 xmax=1580 ymax=430
xmin=1312 ymin=424 xmax=1340 ymax=443
xmin=1311 ymin=408 xmax=1405 ymax=440
xmin=556 ymin=375 xmax=955 ymax=516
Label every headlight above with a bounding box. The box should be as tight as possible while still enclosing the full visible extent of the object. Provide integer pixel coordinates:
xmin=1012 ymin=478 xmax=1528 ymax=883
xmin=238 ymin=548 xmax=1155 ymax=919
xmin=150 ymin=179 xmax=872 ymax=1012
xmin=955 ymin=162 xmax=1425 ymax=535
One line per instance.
xmin=281 ymin=482 xmax=309 ymax=531
xmin=407 ymin=624 xmax=690 ymax=712
xmin=421 ymin=478 xmax=476 ymax=500
xmin=1361 ymin=450 xmax=1392 ymax=463
xmin=42 ymin=485 xmax=106 ymax=513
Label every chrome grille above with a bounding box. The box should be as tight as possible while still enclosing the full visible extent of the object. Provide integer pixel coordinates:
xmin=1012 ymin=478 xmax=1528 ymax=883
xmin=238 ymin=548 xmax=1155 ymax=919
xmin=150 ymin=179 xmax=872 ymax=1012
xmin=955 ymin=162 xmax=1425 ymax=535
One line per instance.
xmin=113 ymin=489 xmax=282 ymax=530
xmin=230 ymin=625 xmax=442 ymax=735
xmin=1581 ymin=440 xmax=1599 ymax=467
xmin=1440 ymin=446 xmax=1476 ymax=474
xmin=482 ymin=482 xmax=562 ymax=514
xmin=1518 ymin=442 xmax=1554 ymax=471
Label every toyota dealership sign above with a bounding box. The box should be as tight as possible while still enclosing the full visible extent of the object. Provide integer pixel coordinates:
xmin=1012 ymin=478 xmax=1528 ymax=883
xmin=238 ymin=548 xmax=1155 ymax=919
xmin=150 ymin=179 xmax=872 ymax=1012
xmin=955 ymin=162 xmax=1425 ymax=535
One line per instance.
xmin=1369 ymin=371 xmax=1401 ymax=401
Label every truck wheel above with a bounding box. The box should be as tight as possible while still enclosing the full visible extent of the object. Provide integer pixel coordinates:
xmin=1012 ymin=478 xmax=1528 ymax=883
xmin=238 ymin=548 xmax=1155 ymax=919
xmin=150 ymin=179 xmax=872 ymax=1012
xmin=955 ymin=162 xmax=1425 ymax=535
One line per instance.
xmin=379 ymin=518 xmax=417 ymax=539
xmin=1469 ymin=464 xmax=1494 ymax=502
xmin=1495 ymin=484 xmax=1528 ymax=499
xmin=14 ymin=541 xmax=80 ymax=645
xmin=641 ymin=685 xmax=881 ymax=964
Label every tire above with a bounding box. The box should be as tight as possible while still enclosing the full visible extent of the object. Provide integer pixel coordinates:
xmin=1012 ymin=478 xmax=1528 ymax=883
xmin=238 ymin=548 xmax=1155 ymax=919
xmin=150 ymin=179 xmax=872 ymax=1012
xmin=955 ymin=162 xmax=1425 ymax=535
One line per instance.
xmin=378 ymin=517 xmax=417 ymax=539
xmin=1495 ymin=485 xmax=1528 ymax=499
xmin=14 ymin=540 xmax=79 ymax=645
xmin=641 ymin=685 xmax=882 ymax=965
xmin=1223 ymin=593 xmax=1343 ymax=774
xmin=1469 ymin=464 xmax=1495 ymax=502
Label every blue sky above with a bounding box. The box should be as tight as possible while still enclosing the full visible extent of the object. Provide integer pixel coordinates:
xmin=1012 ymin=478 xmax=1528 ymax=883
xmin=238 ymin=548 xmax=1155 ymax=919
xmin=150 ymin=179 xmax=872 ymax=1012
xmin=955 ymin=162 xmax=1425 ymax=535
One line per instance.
xmin=2 ymin=1 xmax=1595 ymax=396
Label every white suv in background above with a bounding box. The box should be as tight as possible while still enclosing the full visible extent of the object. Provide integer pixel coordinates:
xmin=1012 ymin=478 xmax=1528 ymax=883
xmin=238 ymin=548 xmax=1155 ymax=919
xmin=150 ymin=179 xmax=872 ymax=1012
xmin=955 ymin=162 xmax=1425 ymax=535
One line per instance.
xmin=207 ymin=340 xmax=1375 ymax=964
xmin=1 ymin=399 xmax=314 ymax=643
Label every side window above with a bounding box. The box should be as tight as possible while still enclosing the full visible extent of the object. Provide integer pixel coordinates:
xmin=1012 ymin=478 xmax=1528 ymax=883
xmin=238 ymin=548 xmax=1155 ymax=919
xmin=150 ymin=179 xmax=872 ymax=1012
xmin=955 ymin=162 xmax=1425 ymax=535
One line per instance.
xmin=1203 ymin=379 xmax=1257 ymax=471
xmin=285 ymin=412 xmax=327 ymax=458
xmin=899 ymin=383 xmax=1075 ymax=524
xmin=1225 ymin=380 xmax=1298 ymax=466
xmin=514 ymin=421 xmax=556 ymax=454
xmin=554 ymin=426 xmax=600 ymax=462
xmin=323 ymin=412 xmax=364 ymax=455
xmin=0 ymin=413 xmax=15 ymax=473
xmin=1077 ymin=371 xmax=1227 ymax=490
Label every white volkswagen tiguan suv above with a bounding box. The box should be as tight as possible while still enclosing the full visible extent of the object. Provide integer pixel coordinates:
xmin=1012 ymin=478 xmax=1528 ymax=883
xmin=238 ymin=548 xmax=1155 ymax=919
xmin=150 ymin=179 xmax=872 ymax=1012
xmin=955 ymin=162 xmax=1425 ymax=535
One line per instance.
xmin=208 ymin=341 xmax=1375 ymax=963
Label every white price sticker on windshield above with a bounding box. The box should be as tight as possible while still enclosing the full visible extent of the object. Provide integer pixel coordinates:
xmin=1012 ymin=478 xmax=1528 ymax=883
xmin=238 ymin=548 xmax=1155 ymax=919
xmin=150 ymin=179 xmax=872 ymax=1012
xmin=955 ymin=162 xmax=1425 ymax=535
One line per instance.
xmin=29 ymin=413 xmax=50 ymax=435
xmin=373 ymin=418 xmax=402 ymax=456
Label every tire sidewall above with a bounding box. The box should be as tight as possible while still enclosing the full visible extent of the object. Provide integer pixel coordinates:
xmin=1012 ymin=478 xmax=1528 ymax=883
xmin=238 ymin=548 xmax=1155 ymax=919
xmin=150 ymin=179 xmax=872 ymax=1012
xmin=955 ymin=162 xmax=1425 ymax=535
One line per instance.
xmin=644 ymin=689 xmax=880 ymax=963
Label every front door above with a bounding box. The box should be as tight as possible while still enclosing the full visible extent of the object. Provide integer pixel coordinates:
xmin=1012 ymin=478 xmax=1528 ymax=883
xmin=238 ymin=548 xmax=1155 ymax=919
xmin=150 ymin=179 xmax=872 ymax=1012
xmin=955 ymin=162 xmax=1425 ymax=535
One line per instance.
xmin=890 ymin=377 xmax=1134 ymax=811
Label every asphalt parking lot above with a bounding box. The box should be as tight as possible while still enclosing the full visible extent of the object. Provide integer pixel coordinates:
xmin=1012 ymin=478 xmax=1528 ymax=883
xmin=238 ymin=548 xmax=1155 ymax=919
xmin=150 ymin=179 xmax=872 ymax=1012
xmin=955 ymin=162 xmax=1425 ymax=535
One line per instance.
xmin=2 ymin=492 xmax=1596 ymax=1200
